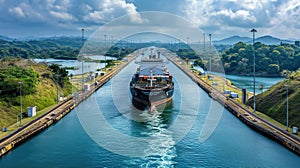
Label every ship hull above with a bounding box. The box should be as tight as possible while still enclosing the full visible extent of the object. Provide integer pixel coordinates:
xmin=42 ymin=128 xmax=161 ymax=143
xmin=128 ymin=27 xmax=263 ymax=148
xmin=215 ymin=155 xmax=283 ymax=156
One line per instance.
xmin=130 ymin=84 xmax=174 ymax=109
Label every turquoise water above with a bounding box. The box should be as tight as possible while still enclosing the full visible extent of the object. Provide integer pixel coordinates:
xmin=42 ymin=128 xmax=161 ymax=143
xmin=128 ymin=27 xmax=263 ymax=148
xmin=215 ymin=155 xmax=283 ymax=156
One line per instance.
xmin=193 ymin=66 xmax=283 ymax=94
xmin=34 ymin=56 xmax=116 ymax=75
xmin=224 ymin=74 xmax=284 ymax=94
xmin=0 ymin=58 xmax=299 ymax=167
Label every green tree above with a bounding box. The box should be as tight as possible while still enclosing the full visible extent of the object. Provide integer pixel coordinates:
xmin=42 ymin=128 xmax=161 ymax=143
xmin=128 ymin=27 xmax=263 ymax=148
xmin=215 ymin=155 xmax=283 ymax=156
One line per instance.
xmin=267 ymin=64 xmax=280 ymax=74
xmin=193 ymin=58 xmax=205 ymax=68
xmin=0 ymin=66 xmax=39 ymax=96
xmin=48 ymin=64 xmax=69 ymax=88
xmin=270 ymin=50 xmax=281 ymax=64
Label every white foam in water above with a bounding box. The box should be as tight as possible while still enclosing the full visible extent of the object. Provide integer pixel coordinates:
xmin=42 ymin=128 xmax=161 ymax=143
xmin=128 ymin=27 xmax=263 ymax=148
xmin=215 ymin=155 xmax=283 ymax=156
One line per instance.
xmin=126 ymin=109 xmax=177 ymax=167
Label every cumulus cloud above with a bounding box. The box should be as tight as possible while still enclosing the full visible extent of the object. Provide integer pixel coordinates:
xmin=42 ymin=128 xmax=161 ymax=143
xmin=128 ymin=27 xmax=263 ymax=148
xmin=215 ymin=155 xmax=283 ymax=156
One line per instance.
xmin=7 ymin=2 xmax=44 ymax=21
xmin=113 ymin=0 xmax=143 ymax=23
xmin=83 ymin=11 xmax=106 ymax=23
xmin=211 ymin=9 xmax=256 ymax=26
xmin=274 ymin=0 xmax=300 ymax=28
xmin=0 ymin=0 xmax=299 ymax=39
xmin=2 ymin=0 xmax=142 ymax=27
xmin=185 ymin=0 xmax=300 ymax=27
xmin=50 ymin=11 xmax=77 ymax=21
xmin=8 ymin=6 xmax=25 ymax=17
xmin=83 ymin=0 xmax=143 ymax=24
xmin=184 ymin=0 xmax=212 ymax=27
xmin=184 ymin=0 xmax=300 ymax=38
xmin=184 ymin=0 xmax=266 ymax=27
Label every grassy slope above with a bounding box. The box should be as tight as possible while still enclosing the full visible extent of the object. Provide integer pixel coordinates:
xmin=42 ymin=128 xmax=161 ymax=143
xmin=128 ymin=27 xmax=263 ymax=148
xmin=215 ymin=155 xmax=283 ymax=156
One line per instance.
xmin=248 ymin=70 xmax=300 ymax=127
xmin=0 ymin=60 xmax=70 ymax=128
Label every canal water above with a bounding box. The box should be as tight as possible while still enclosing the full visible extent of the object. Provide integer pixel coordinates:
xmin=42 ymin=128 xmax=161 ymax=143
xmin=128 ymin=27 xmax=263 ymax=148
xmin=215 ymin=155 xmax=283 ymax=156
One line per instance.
xmin=224 ymin=74 xmax=284 ymax=94
xmin=34 ymin=56 xmax=116 ymax=75
xmin=1 ymin=56 xmax=299 ymax=167
xmin=193 ymin=66 xmax=284 ymax=94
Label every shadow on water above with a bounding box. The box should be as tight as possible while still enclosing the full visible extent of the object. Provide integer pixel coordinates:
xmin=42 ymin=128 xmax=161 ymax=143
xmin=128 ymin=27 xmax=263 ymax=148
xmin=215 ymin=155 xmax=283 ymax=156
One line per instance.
xmin=126 ymin=100 xmax=177 ymax=167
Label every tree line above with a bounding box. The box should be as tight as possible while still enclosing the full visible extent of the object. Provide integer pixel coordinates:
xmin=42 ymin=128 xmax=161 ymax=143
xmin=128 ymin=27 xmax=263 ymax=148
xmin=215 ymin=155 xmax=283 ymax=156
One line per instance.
xmin=0 ymin=37 xmax=82 ymax=59
xmin=0 ymin=37 xmax=137 ymax=60
xmin=0 ymin=58 xmax=71 ymax=97
xmin=221 ymin=42 xmax=300 ymax=76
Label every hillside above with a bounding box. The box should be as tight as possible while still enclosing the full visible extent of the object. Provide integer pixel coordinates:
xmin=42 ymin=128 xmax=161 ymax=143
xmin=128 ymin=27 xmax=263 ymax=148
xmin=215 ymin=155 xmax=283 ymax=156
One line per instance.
xmin=221 ymin=42 xmax=300 ymax=76
xmin=0 ymin=35 xmax=13 ymax=42
xmin=247 ymin=69 xmax=300 ymax=127
xmin=0 ymin=37 xmax=81 ymax=59
xmin=0 ymin=58 xmax=72 ymax=128
xmin=255 ymin=35 xmax=294 ymax=45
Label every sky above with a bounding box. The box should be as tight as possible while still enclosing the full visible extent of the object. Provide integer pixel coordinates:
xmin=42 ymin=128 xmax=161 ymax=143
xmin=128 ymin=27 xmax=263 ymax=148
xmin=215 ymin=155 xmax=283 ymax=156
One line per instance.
xmin=0 ymin=0 xmax=299 ymax=40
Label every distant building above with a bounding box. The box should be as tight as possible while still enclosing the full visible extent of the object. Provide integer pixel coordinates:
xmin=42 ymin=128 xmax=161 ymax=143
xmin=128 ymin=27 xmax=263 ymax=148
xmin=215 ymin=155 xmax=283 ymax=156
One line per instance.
xmin=212 ymin=82 xmax=218 ymax=86
xmin=230 ymin=92 xmax=239 ymax=98
xmin=84 ymin=84 xmax=90 ymax=91
xmin=224 ymin=90 xmax=231 ymax=94
xmin=28 ymin=106 xmax=36 ymax=117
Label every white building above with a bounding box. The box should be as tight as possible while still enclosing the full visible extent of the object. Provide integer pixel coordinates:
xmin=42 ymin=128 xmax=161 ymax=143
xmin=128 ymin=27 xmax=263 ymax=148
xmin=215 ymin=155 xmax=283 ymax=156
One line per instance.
xmin=28 ymin=106 xmax=37 ymax=117
xmin=84 ymin=83 xmax=90 ymax=91
xmin=230 ymin=92 xmax=239 ymax=98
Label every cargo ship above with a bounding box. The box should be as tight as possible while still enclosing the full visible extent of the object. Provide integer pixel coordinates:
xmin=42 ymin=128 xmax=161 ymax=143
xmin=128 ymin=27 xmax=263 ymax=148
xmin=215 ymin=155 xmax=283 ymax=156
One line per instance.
xmin=130 ymin=47 xmax=174 ymax=110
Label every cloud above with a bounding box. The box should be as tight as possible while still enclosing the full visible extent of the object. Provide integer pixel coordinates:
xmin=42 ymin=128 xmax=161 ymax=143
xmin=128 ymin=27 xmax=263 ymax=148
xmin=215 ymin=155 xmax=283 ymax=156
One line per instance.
xmin=211 ymin=9 xmax=256 ymax=26
xmin=83 ymin=11 xmax=106 ymax=23
xmin=2 ymin=0 xmax=142 ymax=26
xmin=0 ymin=0 xmax=144 ymax=37
xmin=273 ymin=0 xmax=300 ymax=28
xmin=7 ymin=2 xmax=44 ymax=21
xmin=184 ymin=0 xmax=300 ymax=39
xmin=0 ymin=0 xmax=299 ymax=39
xmin=184 ymin=0 xmax=267 ymax=27
xmin=8 ymin=6 xmax=25 ymax=17
xmin=83 ymin=0 xmax=143 ymax=24
xmin=50 ymin=11 xmax=77 ymax=21
xmin=112 ymin=0 xmax=143 ymax=23
xmin=184 ymin=0 xmax=212 ymax=27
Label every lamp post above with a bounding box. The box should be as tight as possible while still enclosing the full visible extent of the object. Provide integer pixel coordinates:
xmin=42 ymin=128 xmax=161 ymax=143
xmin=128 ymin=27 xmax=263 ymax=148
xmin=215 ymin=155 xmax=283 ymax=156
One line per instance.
xmin=18 ymin=82 xmax=23 ymax=127
xmin=55 ymin=74 xmax=61 ymax=103
xmin=203 ymin=33 xmax=206 ymax=76
xmin=104 ymin=34 xmax=107 ymax=71
xmin=250 ymin=28 xmax=257 ymax=113
xmin=187 ymin=36 xmax=189 ymax=49
xmin=209 ymin=33 xmax=212 ymax=74
xmin=81 ymin=28 xmax=84 ymax=91
xmin=285 ymin=85 xmax=289 ymax=131
xmin=203 ymin=33 xmax=205 ymax=55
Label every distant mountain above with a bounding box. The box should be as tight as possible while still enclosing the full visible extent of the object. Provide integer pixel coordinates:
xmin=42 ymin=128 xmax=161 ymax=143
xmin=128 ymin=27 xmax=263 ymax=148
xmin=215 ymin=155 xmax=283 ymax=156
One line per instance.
xmin=0 ymin=35 xmax=83 ymax=42
xmin=253 ymin=35 xmax=294 ymax=45
xmin=214 ymin=35 xmax=295 ymax=45
xmin=213 ymin=36 xmax=251 ymax=45
xmin=0 ymin=35 xmax=13 ymax=42
xmin=18 ymin=36 xmax=43 ymax=41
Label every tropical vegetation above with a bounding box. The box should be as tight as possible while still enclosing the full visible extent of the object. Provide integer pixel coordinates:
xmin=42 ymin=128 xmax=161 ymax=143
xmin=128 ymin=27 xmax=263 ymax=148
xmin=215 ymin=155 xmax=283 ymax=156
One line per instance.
xmin=0 ymin=58 xmax=72 ymax=128
xmin=0 ymin=37 xmax=81 ymax=59
xmin=248 ymin=68 xmax=300 ymax=127
xmin=221 ymin=42 xmax=300 ymax=76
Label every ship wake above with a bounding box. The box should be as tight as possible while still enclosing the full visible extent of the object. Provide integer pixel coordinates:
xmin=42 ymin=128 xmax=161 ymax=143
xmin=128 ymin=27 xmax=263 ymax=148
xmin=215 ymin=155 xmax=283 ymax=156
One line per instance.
xmin=125 ymin=109 xmax=177 ymax=167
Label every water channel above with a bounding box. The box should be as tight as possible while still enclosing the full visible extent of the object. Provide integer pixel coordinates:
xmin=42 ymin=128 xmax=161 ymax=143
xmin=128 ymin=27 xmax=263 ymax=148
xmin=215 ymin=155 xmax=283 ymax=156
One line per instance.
xmin=0 ymin=55 xmax=299 ymax=167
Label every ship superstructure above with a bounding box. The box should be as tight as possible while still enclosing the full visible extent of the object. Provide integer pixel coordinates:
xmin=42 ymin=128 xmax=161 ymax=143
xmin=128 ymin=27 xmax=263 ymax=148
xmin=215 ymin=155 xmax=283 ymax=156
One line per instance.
xmin=130 ymin=47 xmax=174 ymax=109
